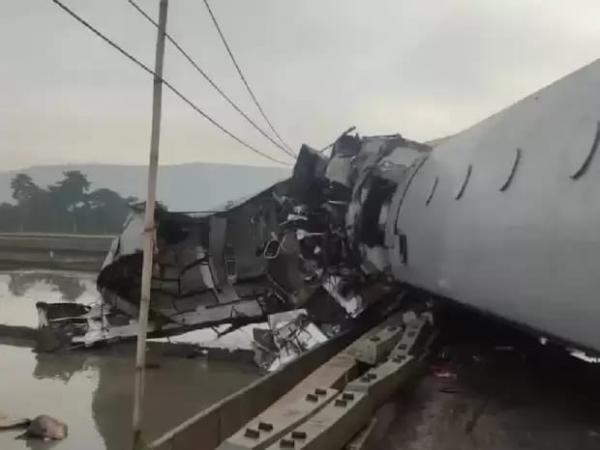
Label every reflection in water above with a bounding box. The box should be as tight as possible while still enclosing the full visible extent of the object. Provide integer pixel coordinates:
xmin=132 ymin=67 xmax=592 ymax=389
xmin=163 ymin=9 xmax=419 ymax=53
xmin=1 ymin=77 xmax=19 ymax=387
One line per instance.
xmin=32 ymin=347 xmax=259 ymax=450
xmin=33 ymin=352 xmax=86 ymax=384
xmin=2 ymin=343 xmax=258 ymax=450
xmin=24 ymin=434 xmax=60 ymax=450
xmin=1 ymin=271 xmax=260 ymax=450
xmin=0 ymin=270 xmax=98 ymax=328
xmin=7 ymin=272 xmax=89 ymax=301
xmin=0 ymin=345 xmax=100 ymax=450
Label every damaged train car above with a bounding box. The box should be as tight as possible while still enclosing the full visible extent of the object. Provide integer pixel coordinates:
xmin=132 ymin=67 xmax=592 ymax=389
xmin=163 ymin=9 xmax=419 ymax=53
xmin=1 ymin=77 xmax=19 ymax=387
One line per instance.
xmin=39 ymin=58 xmax=600 ymax=358
xmin=37 ymin=133 xmax=428 ymax=349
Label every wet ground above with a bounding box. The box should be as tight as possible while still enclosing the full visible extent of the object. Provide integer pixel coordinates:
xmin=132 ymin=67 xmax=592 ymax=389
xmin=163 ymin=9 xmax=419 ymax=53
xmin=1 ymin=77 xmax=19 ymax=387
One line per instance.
xmin=370 ymin=306 xmax=600 ymax=450
xmin=0 ymin=270 xmax=98 ymax=328
xmin=6 ymin=271 xmax=600 ymax=450
xmin=0 ymin=270 xmax=260 ymax=450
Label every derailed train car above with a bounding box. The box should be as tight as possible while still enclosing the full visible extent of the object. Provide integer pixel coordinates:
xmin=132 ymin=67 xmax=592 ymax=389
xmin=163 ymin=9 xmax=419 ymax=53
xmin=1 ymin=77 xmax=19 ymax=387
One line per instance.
xmin=39 ymin=59 xmax=600 ymax=355
xmin=392 ymin=58 xmax=600 ymax=353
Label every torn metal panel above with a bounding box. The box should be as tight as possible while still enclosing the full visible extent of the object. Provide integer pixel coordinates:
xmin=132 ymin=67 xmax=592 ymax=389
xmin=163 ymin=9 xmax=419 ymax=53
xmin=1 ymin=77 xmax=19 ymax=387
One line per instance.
xmin=322 ymin=276 xmax=363 ymax=318
xmin=347 ymin=323 xmax=404 ymax=365
xmin=255 ymin=310 xmax=329 ymax=372
xmin=39 ymin=131 xmax=429 ymax=352
xmin=289 ymin=145 xmax=328 ymax=206
xmin=343 ymin=136 xmax=430 ymax=276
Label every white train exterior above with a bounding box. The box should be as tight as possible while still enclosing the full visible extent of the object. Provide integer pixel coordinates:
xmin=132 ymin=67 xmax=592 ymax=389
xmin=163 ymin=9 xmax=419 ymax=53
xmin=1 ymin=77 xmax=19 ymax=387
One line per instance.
xmin=387 ymin=59 xmax=600 ymax=352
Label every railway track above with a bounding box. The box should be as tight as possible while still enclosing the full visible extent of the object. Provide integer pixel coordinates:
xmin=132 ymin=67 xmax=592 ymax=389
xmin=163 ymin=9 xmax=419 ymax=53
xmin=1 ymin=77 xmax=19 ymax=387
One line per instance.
xmin=150 ymin=300 xmax=600 ymax=450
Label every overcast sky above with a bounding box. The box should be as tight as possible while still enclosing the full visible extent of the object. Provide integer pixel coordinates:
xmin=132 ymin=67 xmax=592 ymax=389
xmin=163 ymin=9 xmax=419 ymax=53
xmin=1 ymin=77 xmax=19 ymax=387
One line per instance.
xmin=1 ymin=0 xmax=599 ymax=170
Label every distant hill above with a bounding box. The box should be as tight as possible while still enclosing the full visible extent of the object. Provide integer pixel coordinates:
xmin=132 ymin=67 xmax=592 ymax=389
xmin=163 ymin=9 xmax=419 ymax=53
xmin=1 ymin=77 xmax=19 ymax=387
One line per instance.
xmin=0 ymin=163 xmax=290 ymax=211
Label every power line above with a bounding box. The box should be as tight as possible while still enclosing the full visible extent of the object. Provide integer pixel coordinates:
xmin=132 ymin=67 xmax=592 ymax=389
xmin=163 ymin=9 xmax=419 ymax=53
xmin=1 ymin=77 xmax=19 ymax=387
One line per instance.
xmin=50 ymin=0 xmax=291 ymax=167
xmin=202 ymin=0 xmax=294 ymax=155
xmin=128 ymin=0 xmax=295 ymax=160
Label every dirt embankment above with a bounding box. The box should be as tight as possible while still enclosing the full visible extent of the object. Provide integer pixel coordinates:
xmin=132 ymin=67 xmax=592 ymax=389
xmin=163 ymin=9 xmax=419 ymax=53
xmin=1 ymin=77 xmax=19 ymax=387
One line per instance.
xmin=0 ymin=233 xmax=113 ymax=271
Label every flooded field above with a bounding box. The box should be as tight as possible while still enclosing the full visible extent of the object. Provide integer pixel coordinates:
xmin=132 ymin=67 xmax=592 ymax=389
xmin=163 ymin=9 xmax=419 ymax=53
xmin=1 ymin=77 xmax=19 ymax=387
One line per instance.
xmin=0 ymin=270 xmax=260 ymax=450
xmin=0 ymin=271 xmax=98 ymax=328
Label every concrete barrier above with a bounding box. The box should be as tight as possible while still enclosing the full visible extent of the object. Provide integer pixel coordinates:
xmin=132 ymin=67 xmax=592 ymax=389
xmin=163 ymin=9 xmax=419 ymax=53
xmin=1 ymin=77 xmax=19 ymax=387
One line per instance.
xmin=149 ymin=330 xmax=361 ymax=450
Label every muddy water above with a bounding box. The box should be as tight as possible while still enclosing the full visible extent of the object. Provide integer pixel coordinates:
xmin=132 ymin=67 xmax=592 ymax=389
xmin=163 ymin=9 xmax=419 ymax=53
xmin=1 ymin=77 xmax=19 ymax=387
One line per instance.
xmin=0 ymin=270 xmax=260 ymax=450
xmin=0 ymin=270 xmax=98 ymax=328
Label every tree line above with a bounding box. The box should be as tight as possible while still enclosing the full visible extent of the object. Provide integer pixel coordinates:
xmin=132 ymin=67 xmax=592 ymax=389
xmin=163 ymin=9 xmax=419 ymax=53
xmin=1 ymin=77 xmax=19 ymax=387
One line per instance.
xmin=0 ymin=170 xmax=136 ymax=234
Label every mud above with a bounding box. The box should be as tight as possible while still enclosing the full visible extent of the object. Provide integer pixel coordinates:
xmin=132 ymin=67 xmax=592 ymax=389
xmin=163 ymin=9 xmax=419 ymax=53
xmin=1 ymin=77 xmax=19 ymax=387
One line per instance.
xmin=370 ymin=305 xmax=600 ymax=450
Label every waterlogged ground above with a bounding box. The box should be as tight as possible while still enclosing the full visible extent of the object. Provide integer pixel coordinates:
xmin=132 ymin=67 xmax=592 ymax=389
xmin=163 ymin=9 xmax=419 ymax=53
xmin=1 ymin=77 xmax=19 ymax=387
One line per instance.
xmin=0 ymin=270 xmax=98 ymax=328
xmin=0 ymin=270 xmax=259 ymax=450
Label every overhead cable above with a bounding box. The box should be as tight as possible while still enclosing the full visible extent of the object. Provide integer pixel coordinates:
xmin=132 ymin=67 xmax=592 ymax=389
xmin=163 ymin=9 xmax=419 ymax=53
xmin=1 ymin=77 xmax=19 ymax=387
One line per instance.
xmin=128 ymin=0 xmax=295 ymax=160
xmin=202 ymin=0 xmax=294 ymax=154
xmin=51 ymin=0 xmax=291 ymax=166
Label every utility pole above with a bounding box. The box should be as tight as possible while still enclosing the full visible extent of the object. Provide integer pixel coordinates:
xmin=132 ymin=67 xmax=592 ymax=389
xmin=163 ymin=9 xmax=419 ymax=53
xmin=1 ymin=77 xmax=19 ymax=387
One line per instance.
xmin=132 ymin=1 xmax=168 ymax=449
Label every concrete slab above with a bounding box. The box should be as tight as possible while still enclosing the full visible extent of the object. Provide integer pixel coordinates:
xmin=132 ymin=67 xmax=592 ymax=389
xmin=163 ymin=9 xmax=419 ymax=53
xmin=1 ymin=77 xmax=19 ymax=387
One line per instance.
xmin=389 ymin=316 xmax=428 ymax=359
xmin=266 ymin=391 xmax=370 ymax=450
xmin=346 ymin=355 xmax=416 ymax=407
xmin=346 ymin=323 xmax=404 ymax=365
xmin=218 ymin=387 xmax=337 ymax=450
xmin=150 ymin=330 xmax=359 ymax=450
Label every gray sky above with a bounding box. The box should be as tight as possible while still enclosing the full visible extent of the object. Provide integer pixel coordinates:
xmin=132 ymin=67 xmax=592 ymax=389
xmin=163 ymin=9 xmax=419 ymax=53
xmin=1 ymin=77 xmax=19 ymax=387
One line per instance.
xmin=1 ymin=0 xmax=599 ymax=170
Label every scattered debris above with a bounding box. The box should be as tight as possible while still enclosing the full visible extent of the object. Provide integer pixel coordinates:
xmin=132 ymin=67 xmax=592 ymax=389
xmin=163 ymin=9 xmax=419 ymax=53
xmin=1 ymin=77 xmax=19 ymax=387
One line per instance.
xmin=253 ymin=309 xmax=328 ymax=371
xmin=15 ymin=415 xmax=68 ymax=441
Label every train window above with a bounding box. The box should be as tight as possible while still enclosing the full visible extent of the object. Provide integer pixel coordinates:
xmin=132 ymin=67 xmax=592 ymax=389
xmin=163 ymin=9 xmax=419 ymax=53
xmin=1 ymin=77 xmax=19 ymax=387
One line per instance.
xmin=425 ymin=176 xmax=439 ymax=205
xmin=455 ymin=164 xmax=472 ymax=200
xmin=571 ymin=121 xmax=600 ymax=180
xmin=499 ymin=147 xmax=522 ymax=191
xmin=399 ymin=233 xmax=408 ymax=264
